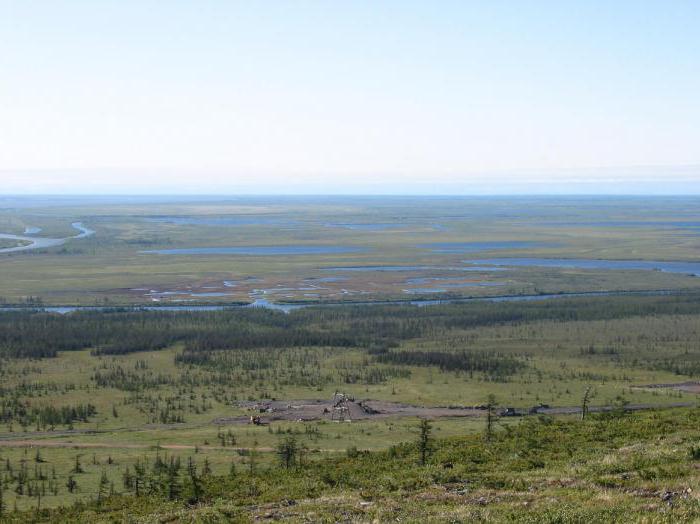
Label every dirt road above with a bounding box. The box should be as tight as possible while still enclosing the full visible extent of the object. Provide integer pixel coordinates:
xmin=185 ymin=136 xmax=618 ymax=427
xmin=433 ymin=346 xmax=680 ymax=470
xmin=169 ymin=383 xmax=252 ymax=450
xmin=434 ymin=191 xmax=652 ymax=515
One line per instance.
xmin=0 ymin=398 xmax=693 ymax=451
xmin=212 ymin=398 xmax=696 ymax=425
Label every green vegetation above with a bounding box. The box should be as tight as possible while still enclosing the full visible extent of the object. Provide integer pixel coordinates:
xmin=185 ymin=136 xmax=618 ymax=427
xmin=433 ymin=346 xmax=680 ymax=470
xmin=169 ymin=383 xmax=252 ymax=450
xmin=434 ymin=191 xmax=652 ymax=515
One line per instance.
xmin=3 ymin=196 xmax=700 ymax=305
xmin=0 ymin=239 xmax=30 ymax=250
xmin=0 ymin=408 xmax=698 ymax=522
xmin=2 ymin=197 xmax=700 ymax=521
xmin=0 ymin=293 xmax=697 ymax=520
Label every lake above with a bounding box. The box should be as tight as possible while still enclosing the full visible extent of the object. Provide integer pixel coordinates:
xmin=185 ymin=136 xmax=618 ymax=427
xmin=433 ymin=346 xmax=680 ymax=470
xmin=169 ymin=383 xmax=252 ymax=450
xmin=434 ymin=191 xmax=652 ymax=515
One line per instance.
xmin=323 ymin=223 xmax=405 ymax=231
xmin=419 ymin=241 xmax=556 ymax=253
xmin=322 ymin=265 xmax=509 ymax=272
xmin=462 ymin=258 xmax=700 ymax=276
xmin=142 ymin=246 xmax=367 ymax=255
xmin=544 ymin=220 xmax=700 ymax=229
xmin=146 ymin=216 xmax=289 ymax=227
xmin=403 ymin=282 xmax=505 ymax=294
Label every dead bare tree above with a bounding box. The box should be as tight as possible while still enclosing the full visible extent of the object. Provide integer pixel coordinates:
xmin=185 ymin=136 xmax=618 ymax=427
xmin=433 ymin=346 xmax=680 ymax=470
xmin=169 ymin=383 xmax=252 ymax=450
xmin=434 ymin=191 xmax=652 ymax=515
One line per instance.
xmin=581 ymin=386 xmax=592 ymax=421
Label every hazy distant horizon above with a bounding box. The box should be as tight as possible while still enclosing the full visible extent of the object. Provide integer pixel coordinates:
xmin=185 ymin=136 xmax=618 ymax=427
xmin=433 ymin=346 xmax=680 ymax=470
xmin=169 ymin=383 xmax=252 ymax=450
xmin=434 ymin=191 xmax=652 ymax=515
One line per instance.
xmin=4 ymin=191 xmax=700 ymax=199
xmin=3 ymin=164 xmax=700 ymax=196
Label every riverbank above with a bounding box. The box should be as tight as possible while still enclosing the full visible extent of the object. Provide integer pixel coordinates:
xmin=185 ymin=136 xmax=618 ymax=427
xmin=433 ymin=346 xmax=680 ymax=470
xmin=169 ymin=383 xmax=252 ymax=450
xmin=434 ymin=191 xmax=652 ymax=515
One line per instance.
xmin=0 ymin=222 xmax=95 ymax=254
xmin=0 ymin=288 xmax=686 ymax=314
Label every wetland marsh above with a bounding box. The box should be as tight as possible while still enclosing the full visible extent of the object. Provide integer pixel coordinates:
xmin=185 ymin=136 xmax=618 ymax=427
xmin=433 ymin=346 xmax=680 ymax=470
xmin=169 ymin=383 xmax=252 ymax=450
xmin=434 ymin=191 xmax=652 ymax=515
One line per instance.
xmin=2 ymin=196 xmax=700 ymax=306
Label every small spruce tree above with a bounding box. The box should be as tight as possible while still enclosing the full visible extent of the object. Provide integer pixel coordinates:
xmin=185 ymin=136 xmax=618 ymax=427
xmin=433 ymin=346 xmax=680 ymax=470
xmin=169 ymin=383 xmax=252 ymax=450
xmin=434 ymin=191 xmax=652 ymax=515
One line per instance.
xmin=417 ymin=418 xmax=433 ymax=466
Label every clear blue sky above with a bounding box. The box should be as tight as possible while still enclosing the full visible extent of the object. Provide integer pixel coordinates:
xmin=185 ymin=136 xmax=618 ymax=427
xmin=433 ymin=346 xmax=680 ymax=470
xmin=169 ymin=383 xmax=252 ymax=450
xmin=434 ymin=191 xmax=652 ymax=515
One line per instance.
xmin=1 ymin=1 xmax=699 ymax=194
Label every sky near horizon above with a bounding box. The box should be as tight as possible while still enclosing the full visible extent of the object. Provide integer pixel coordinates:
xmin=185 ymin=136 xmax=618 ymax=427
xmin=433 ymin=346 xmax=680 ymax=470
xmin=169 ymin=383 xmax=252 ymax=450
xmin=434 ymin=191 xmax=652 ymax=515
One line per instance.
xmin=1 ymin=1 xmax=699 ymax=194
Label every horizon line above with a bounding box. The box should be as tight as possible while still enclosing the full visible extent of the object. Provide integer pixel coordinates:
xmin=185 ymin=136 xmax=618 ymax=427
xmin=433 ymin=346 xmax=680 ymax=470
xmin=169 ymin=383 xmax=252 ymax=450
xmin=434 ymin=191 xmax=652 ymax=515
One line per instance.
xmin=3 ymin=193 xmax=700 ymax=198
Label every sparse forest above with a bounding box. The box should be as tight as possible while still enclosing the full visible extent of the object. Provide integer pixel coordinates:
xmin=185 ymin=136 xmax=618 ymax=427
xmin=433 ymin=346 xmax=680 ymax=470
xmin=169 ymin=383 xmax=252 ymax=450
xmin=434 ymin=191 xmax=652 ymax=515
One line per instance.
xmin=0 ymin=293 xmax=698 ymax=520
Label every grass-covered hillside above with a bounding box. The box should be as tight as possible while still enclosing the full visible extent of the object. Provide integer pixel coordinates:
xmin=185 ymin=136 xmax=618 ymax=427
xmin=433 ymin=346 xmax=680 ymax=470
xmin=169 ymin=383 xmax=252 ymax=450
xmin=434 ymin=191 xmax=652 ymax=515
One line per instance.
xmin=2 ymin=407 xmax=699 ymax=522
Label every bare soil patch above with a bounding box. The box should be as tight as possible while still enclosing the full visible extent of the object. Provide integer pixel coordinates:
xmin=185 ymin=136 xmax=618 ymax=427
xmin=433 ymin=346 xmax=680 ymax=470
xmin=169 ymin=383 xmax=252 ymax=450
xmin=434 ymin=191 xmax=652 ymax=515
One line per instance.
xmin=213 ymin=398 xmax=696 ymax=425
xmin=214 ymin=398 xmax=484 ymax=425
xmin=634 ymin=381 xmax=700 ymax=394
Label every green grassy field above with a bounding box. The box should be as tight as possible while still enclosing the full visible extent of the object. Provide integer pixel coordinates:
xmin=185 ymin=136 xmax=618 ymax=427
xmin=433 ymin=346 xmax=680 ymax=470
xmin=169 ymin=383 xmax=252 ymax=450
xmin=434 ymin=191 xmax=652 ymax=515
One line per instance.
xmin=0 ymin=240 xmax=29 ymax=250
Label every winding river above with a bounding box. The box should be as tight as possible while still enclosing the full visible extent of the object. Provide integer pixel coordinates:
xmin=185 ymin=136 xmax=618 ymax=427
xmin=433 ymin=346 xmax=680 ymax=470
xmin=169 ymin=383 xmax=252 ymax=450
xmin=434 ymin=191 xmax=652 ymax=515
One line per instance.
xmin=0 ymin=222 xmax=94 ymax=254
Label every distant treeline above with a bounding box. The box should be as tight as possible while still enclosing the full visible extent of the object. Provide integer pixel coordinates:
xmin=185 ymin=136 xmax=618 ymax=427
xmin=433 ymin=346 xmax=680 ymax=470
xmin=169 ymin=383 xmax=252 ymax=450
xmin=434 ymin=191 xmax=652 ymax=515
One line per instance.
xmin=375 ymin=349 xmax=523 ymax=380
xmin=0 ymin=399 xmax=96 ymax=428
xmin=1 ymin=293 xmax=700 ymax=361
